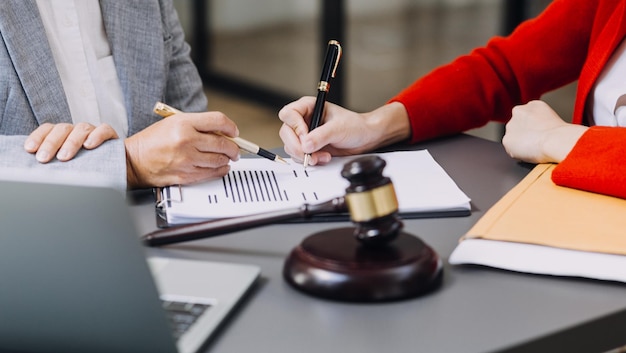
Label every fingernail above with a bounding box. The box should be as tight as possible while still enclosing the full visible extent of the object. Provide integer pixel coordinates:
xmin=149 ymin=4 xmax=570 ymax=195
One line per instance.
xmin=57 ymin=149 xmax=70 ymax=161
xmin=36 ymin=150 xmax=49 ymax=162
xmin=24 ymin=140 xmax=36 ymax=151
xmin=83 ymin=138 xmax=94 ymax=148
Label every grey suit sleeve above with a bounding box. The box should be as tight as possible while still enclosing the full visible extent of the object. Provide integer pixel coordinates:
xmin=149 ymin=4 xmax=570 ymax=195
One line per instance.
xmin=159 ymin=0 xmax=208 ymax=112
xmin=0 ymin=136 xmax=127 ymax=190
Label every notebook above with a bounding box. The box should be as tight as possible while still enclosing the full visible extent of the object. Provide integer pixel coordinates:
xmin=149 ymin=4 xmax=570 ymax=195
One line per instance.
xmin=0 ymin=169 xmax=260 ymax=353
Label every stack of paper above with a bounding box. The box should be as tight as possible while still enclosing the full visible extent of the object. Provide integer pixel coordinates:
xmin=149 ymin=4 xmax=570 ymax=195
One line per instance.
xmin=158 ymin=150 xmax=471 ymax=225
xmin=449 ymin=163 xmax=626 ymax=283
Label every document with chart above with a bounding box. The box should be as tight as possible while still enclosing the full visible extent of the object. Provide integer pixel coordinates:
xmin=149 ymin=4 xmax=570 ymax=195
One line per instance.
xmin=157 ymin=150 xmax=471 ymax=225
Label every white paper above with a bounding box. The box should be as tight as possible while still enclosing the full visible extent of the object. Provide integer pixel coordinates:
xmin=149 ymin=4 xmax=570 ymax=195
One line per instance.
xmin=449 ymin=239 xmax=626 ymax=283
xmin=161 ymin=150 xmax=471 ymax=224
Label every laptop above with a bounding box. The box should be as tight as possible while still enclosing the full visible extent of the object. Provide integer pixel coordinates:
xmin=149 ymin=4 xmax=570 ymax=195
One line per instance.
xmin=0 ymin=169 xmax=260 ymax=353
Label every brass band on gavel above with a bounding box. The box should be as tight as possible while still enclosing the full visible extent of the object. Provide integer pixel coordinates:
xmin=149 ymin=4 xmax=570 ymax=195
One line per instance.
xmin=344 ymin=183 xmax=399 ymax=222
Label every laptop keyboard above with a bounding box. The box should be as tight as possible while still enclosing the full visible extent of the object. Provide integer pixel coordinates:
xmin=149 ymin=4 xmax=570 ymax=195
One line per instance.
xmin=162 ymin=300 xmax=212 ymax=340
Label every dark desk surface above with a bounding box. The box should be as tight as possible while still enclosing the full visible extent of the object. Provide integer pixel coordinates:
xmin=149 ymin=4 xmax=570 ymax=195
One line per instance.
xmin=130 ymin=134 xmax=626 ymax=353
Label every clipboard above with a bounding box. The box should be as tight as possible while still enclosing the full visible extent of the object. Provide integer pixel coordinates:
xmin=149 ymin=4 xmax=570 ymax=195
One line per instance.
xmin=154 ymin=185 xmax=471 ymax=228
xmin=153 ymin=150 xmax=472 ymax=228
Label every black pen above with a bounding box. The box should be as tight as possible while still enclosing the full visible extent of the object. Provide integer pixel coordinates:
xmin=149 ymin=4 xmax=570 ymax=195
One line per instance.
xmin=154 ymin=102 xmax=288 ymax=165
xmin=303 ymin=40 xmax=342 ymax=170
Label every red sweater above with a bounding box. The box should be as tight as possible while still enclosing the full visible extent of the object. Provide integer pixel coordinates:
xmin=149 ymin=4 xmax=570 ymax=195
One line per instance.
xmin=390 ymin=0 xmax=626 ymax=199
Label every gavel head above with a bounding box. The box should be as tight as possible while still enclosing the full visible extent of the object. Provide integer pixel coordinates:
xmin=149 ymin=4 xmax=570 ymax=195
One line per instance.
xmin=341 ymin=155 xmax=403 ymax=247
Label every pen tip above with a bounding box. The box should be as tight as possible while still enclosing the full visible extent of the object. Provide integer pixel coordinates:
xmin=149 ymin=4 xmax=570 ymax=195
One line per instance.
xmin=276 ymin=156 xmax=289 ymax=165
xmin=303 ymin=154 xmax=310 ymax=170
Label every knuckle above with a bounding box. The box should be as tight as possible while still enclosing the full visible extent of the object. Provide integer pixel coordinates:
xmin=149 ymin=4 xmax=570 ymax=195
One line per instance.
xmin=62 ymin=137 xmax=83 ymax=150
xmin=56 ymin=123 xmax=74 ymax=132
xmin=75 ymin=122 xmax=93 ymax=132
xmin=169 ymin=125 xmax=189 ymax=146
xmin=210 ymin=153 xmax=230 ymax=167
xmin=38 ymin=123 xmax=54 ymax=131
xmin=210 ymin=111 xmax=229 ymax=125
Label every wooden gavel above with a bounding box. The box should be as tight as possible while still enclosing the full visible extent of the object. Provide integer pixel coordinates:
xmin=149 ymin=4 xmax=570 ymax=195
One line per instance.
xmin=143 ymin=155 xmax=402 ymax=247
xmin=144 ymin=156 xmax=443 ymax=301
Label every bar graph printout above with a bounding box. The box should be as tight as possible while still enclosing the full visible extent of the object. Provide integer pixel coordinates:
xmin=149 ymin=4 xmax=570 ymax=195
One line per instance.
xmin=160 ymin=150 xmax=471 ymax=225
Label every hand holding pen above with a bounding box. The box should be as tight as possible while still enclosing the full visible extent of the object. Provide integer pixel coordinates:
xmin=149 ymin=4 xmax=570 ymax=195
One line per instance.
xmin=125 ymin=107 xmax=241 ymax=188
xmin=303 ymin=40 xmax=342 ymax=169
xmin=278 ymin=40 xmax=412 ymax=168
xmin=154 ymin=102 xmax=287 ymax=165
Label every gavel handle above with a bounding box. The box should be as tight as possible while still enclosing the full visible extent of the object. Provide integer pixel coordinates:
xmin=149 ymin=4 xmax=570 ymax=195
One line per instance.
xmin=142 ymin=197 xmax=347 ymax=247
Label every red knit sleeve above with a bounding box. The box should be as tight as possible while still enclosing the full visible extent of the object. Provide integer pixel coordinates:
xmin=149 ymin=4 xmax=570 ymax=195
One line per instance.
xmin=388 ymin=0 xmax=596 ymax=144
xmin=552 ymin=126 xmax=626 ymax=199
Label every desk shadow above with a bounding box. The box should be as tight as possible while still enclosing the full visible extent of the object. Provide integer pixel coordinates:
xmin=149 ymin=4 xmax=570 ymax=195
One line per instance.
xmin=126 ymin=188 xmax=155 ymax=204
xmin=157 ymin=243 xmax=288 ymax=259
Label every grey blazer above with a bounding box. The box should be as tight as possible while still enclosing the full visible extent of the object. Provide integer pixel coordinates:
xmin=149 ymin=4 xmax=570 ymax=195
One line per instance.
xmin=0 ymin=0 xmax=207 ymax=189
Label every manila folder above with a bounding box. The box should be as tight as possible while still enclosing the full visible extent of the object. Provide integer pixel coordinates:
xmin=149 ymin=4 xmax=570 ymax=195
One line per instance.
xmin=462 ymin=163 xmax=626 ymax=255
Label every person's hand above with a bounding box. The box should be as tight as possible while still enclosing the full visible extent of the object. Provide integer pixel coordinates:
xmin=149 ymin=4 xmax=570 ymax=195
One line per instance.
xmin=278 ymin=97 xmax=411 ymax=166
xmin=502 ymin=100 xmax=587 ymax=163
xmin=24 ymin=123 xmax=119 ymax=163
xmin=124 ymin=111 xmax=241 ymax=188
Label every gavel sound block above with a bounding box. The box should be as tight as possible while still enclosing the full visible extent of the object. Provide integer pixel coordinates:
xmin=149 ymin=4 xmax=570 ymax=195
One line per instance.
xmin=283 ymin=156 xmax=443 ymax=302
